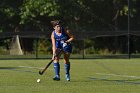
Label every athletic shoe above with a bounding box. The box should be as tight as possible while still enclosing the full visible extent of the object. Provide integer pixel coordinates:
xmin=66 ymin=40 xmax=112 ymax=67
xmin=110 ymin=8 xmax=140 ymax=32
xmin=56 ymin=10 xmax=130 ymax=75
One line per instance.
xmin=66 ymin=74 xmax=70 ymax=81
xmin=53 ymin=75 xmax=60 ymax=81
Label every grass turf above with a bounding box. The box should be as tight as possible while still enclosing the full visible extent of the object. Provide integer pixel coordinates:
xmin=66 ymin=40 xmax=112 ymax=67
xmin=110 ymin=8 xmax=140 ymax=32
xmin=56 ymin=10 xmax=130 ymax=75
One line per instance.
xmin=0 ymin=59 xmax=140 ymax=93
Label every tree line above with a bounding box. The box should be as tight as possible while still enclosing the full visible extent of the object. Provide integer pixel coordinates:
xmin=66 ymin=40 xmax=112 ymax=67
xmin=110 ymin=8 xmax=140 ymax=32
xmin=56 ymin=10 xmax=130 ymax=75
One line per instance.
xmin=0 ymin=0 xmax=139 ymax=31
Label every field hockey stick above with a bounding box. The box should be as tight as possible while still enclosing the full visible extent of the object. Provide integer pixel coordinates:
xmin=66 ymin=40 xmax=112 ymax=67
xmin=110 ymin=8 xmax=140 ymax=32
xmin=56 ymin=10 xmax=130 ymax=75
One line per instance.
xmin=39 ymin=49 xmax=62 ymax=75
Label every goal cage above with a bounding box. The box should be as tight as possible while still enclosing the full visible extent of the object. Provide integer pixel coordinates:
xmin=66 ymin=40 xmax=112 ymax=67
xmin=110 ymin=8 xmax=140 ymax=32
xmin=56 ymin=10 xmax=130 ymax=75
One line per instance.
xmin=0 ymin=30 xmax=140 ymax=59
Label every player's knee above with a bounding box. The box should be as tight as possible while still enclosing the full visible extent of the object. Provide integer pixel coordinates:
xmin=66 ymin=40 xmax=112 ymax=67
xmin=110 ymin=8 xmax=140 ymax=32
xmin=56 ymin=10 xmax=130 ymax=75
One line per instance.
xmin=54 ymin=59 xmax=59 ymax=63
xmin=64 ymin=59 xmax=70 ymax=64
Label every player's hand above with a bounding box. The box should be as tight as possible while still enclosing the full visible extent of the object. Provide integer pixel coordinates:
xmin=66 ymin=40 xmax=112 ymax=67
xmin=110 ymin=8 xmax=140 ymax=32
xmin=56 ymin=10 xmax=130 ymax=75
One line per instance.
xmin=61 ymin=40 xmax=68 ymax=48
xmin=63 ymin=42 xmax=67 ymax=48
xmin=52 ymin=54 xmax=56 ymax=60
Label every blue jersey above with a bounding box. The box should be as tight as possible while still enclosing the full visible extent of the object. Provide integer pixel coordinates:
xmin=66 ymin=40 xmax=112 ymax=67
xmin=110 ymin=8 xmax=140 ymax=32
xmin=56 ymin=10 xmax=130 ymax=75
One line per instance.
xmin=54 ymin=28 xmax=72 ymax=53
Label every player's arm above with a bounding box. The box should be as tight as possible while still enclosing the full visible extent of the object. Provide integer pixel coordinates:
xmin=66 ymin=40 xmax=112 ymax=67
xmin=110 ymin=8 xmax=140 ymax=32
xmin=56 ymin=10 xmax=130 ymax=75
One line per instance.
xmin=65 ymin=29 xmax=74 ymax=43
xmin=51 ymin=31 xmax=56 ymax=55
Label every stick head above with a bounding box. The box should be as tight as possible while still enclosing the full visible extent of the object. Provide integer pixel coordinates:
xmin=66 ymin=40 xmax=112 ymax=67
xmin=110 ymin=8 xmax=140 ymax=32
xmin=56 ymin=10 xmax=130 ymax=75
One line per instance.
xmin=39 ymin=71 xmax=43 ymax=75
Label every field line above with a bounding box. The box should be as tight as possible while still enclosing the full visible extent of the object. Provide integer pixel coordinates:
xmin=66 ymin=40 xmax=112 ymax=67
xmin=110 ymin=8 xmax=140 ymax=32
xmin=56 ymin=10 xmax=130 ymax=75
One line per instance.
xmin=18 ymin=66 xmax=44 ymax=69
xmin=96 ymin=73 xmax=140 ymax=79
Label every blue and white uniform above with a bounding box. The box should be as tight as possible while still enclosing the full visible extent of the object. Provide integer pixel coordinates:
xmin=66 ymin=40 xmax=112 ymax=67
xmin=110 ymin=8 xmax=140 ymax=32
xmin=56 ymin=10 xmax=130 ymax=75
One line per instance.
xmin=53 ymin=28 xmax=72 ymax=53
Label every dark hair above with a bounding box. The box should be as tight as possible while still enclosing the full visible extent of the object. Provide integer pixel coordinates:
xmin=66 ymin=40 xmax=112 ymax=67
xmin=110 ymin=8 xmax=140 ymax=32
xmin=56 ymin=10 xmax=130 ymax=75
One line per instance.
xmin=51 ymin=20 xmax=61 ymax=27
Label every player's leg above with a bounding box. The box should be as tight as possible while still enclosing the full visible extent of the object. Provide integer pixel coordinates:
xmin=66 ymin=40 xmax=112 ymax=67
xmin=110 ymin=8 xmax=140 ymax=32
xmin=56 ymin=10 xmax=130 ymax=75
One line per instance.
xmin=53 ymin=48 xmax=61 ymax=81
xmin=63 ymin=52 xmax=71 ymax=81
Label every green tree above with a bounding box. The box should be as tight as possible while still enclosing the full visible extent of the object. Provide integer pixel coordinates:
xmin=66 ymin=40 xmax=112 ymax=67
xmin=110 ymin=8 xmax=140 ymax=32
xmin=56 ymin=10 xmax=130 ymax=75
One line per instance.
xmin=0 ymin=0 xmax=23 ymax=31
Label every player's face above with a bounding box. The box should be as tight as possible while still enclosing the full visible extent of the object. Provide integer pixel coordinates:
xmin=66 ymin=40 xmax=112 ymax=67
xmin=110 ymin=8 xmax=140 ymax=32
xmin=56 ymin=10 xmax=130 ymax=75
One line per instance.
xmin=54 ymin=25 xmax=61 ymax=32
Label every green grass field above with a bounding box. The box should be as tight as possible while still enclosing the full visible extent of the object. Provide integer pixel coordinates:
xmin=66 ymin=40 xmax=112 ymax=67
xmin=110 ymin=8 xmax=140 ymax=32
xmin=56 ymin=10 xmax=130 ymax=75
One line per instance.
xmin=0 ymin=59 xmax=140 ymax=93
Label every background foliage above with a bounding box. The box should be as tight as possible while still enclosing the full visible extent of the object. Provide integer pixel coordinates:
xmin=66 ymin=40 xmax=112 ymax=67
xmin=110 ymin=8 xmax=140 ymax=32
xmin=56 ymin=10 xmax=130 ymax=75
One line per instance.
xmin=0 ymin=0 xmax=140 ymax=56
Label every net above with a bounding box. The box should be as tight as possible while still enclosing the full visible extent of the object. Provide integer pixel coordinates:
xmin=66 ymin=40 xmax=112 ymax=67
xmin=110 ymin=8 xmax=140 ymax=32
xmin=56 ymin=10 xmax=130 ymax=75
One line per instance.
xmin=9 ymin=35 xmax=23 ymax=55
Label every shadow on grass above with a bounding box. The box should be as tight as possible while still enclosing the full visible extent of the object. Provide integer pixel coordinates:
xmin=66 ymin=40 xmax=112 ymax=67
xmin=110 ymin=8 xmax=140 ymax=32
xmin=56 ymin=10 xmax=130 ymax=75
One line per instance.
xmin=89 ymin=77 xmax=140 ymax=85
xmin=0 ymin=66 xmax=37 ymax=74
xmin=0 ymin=67 xmax=19 ymax=69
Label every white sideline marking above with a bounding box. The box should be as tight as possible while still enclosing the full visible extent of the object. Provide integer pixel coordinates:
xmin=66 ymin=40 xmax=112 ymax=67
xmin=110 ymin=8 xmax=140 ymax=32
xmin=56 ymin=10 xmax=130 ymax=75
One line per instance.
xmin=18 ymin=66 xmax=44 ymax=69
xmin=96 ymin=73 xmax=140 ymax=79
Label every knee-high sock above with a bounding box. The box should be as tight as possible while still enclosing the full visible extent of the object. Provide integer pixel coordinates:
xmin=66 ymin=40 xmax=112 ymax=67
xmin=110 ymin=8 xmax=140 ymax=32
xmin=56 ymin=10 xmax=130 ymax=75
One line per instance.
xmin=65 ymin=63 xmax=70 ymax=75
xmin=54 ymin=62 xmax=60 ymax=77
